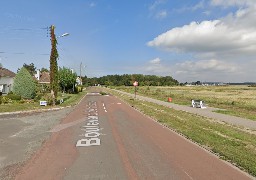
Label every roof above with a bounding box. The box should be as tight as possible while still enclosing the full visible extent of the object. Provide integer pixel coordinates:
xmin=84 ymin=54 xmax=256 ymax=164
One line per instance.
xmin=39 ymin=72 xmax=50 ymax=84
xmin=0 ymin=67 xmax=16 ymax=78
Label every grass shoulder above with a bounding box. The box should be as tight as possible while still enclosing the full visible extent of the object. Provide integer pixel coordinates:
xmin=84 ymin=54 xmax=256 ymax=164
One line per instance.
xmin=111 ymin=85 xmax=256 ymax=121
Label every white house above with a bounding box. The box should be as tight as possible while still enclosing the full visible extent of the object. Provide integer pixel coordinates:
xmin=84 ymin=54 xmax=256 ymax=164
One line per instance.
xmin=76 ymin=76 xmax=83 ymax=86
xmin=0 ymin=67 xmax=16 ymax=94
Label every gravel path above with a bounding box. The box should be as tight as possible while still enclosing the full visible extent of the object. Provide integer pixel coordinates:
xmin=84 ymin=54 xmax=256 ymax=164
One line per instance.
xmin=0 ymin=107 xmax=74 ymax=180
xmin=112 ymin=89 xmax=256 ymax=130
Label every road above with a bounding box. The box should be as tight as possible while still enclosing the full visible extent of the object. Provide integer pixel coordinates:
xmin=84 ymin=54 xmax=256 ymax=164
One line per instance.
xmin=1 ymin=88 xmax=252 ymax=179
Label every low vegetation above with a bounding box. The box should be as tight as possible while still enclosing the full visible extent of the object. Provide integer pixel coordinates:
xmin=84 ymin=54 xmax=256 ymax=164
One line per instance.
xmin=0 ymin=89 xmax=87 ymax=113
xmin=105 ymin=88 xmax=256 ymax=177
xmin=112 ymin=85 xmax=256 ymax=120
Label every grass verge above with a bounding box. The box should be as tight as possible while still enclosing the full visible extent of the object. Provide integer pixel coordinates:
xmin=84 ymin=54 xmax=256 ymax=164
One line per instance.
xmin=106 ymin=88 xmax=256 ymax=177
xmin=0 ymin=90 xmax=87 ymax=113
xmin=111 ymin=86 xmax=256 ymax=120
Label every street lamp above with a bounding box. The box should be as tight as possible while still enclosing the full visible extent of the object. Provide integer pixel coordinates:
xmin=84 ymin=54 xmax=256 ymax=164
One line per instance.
xmin=57 ymin=33 xmax=70 ymax=38
xmin=49 ymin=25 xmax=69 ymax=106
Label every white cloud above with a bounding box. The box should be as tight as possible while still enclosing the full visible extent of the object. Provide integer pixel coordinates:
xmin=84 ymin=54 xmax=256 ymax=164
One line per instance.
xmin=142 ymin=58 xmax=170 ymax=75
xmin=210 ymin=0 xmax=255 ymax=8
xmin=173 ymin=1 xmax=205 ymax=13
xmin=176 ymin=59 xmax=237 ymax=73
xmin=150 ymin=57 xmax=161 ymax=64
xmin=155 ymin=10 xmax=167 ymax=19
xmin=147 ymin=1 xmax=256 ymax=82
xmin=149 ymin=0 xmax=167 ymax=10
xmin=89 ymin=2 xmax=96 ymax=7
xmin=148 ymin=0 xmax=168 ymax=20
xmin=147 ymin=14 xmax=256 ymax=55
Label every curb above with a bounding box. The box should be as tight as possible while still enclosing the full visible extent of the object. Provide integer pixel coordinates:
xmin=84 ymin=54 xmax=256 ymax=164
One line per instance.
xmin=0 ymin=106 xmax=72 ymax=116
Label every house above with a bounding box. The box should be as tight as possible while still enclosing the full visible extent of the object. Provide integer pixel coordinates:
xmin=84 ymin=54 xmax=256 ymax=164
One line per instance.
xmin=76 ymin=76 xmax=83 ymax=86
xmin=35 ymin=70 xmax=50 ymax=84
xmin=0 ymin=67 xmax=16 ymax=94
xmin=34 ymin=70 xmax=50 ymax=92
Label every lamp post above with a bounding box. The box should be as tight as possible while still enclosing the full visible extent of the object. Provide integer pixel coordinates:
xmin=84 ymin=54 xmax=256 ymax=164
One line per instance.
xmin=49 ymin=25 xmax=69 ymax=105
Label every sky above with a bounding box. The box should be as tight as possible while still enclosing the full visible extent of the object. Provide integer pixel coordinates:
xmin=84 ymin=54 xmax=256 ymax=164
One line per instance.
xmin=0 ymin=0 xmax=255 ymax=83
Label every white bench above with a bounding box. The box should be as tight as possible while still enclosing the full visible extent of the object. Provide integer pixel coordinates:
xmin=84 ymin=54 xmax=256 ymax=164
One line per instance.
xmin=192 ymin=100 xmax=206 ymax=109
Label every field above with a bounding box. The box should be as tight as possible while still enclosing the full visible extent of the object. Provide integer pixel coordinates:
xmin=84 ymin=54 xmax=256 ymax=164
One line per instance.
xmin=113 ymin=85 xmax=256 ymax=120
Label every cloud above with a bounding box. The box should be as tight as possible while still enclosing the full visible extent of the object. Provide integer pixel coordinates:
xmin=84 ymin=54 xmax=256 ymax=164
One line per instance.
xmin=148 ymin=0 xmax=168 ymax=19
xmin=210 ymin=0 xmax=255 ymax=8
xmin=142 ymin=58 xmax=170 ymax=74
xmin=147 ymin=1 xmax=256 ymax=82
xmin=176 ymin=0 xmax=205 ymax=13
xmin=155 ymin=10 xmax=167 ymax=19
xmin=150 ymin=57 xmax=161 ymax=64
xmin=149 ymin=0 xmax=167 ymax=10
xmin=148 ymin=13 xmax=256 ymax=55
xmin=148 ymin=3 xmax=256 ymax=56
xmin=176 ymin=59 xmax=237 ymax=73
xmin=89 ymin=2 xmax=96 ymax=7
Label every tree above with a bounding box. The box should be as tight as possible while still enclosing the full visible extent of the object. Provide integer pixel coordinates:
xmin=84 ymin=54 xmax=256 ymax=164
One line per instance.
xmin=0 ymin=63 xmax=2 ymax=68
xmin=13 ymin=67 xmax=36 ymax=99
xmin=58 ymin=67 xmax=77 ymax=92
xmin=41 ymin=67 xmax=49 ymax=72
xmin=50 ymin=25 xmax=59 ymax=105
xmin=18 ymin=63 xmax=37 ymax=76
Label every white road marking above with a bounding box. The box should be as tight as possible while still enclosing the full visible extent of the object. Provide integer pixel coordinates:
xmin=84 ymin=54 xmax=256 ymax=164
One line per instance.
xmin=76 ymin=101 xmax=102 ymax=147
xmin=102 ymin=103 xmax=107 ymax=112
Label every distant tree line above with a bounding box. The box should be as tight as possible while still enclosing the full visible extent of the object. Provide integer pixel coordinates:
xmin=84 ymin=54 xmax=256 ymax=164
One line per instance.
xmin=83 ymin=74 xmax=179 ymax=86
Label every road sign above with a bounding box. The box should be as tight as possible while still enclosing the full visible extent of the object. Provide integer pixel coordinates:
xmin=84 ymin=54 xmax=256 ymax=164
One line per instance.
xmin=133 ymin=81 xmax=138 ymax=86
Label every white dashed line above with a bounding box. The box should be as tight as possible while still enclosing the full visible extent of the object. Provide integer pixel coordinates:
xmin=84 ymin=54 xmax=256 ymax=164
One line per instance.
xmin=102 ymin=103 xmax=107 ymax=112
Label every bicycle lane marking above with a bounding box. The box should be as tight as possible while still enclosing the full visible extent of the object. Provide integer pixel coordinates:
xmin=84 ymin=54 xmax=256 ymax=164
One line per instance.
xmin=76 ymin=101 xmax=102 ymax=147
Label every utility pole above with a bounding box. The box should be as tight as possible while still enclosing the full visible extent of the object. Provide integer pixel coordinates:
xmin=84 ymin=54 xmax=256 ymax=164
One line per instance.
xmin=49 ymin=25 xmax=59 ymax=106
xmin=80 ymin=62 xmax=82 ymax=79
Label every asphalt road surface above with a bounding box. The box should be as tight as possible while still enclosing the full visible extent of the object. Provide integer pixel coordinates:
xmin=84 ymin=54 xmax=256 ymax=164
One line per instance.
xmin=9 ymin=89 xmax=253 ymax=179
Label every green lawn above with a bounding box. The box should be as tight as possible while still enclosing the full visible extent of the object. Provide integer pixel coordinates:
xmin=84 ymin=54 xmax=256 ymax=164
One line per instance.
xmin=0 ymin=90 xmax=87 ymax=113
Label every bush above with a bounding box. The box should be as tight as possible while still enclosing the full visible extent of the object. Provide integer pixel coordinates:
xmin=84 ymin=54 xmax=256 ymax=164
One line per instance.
xmin=1 ymin=97 xmax=12 ymax=104
xmin=76 ymin=86 xmax=83 ymax=92
xmin=6 ymin=94 xmax=21 ymax=101
xmin=40 ymin=94 xmax=53 ymax=105
xmin=34 ymin=93 xmax=44 ymax=102
xmin=13 ymin=67 xmax=36 ymax=99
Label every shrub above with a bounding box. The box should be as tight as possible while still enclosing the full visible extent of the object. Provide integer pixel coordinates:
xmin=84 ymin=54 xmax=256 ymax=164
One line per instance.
xmin=34 ymin=93 xmax=44 ymax=102
xmin=6 ymin=94 xmax=21 ymax=101
xmin=40 ymin=94 xmax=53 ymax=105
xmin=1 ymin=97 xmax=12 ymax=104
xmin=76 ymin=86 xmax=83 ymax=92
xmin=13 ymin=67 xmax=36 ymax=99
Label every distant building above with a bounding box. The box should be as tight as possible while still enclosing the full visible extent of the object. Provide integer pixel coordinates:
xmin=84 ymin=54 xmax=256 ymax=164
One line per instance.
xmin=35 ymin=70 xmax=50 ymax=84
xmin=76 ymin=77 xmax=82 ymax=86
xmin=0 ymin=67 xmax=16 ymax=94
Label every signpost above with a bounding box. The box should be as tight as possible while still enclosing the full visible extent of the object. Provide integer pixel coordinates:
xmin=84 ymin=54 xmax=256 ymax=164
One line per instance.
xmin=133 ymin=81 xmax=138 ymax=98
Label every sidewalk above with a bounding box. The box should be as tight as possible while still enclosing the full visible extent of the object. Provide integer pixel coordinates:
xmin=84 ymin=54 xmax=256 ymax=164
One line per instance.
xmin=113 ymin=89 xmax=256 ymax=130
